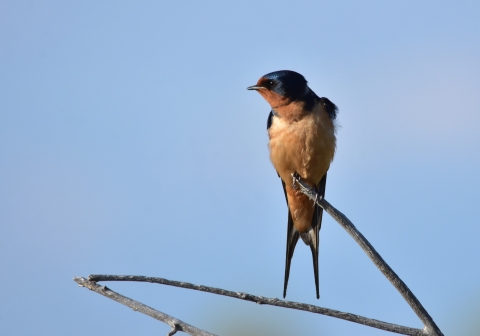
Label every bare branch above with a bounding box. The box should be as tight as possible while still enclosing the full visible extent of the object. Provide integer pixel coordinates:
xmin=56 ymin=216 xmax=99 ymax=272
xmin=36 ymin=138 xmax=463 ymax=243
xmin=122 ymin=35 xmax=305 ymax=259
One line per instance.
xmin=291 ymin=173 xmax=443 ymax=336
xmin=74 ymin=277 xmax=217 ymax=336
xmin=75 ymin=174 xmax=443 ymax=335
xmin=87 ymin=274 xmax=426 ymax=335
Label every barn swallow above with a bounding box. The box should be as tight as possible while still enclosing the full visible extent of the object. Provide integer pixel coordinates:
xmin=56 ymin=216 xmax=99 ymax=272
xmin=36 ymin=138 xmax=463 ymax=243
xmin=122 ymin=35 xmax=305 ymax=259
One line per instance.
xmin=248 ymin=70 xmax=337 ymax=299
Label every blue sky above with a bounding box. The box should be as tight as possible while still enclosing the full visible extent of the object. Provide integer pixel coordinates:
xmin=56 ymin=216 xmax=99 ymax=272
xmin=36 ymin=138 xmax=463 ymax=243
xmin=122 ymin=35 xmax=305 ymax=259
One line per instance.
xmin=1 ymin=1 xmax=479 ymax=335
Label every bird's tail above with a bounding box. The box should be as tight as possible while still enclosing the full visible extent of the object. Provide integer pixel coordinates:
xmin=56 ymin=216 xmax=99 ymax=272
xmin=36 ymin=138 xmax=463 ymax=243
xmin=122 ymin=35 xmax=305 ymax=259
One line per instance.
xmin=283 ymin=174 xmax=326 ymax=299
xmin=300 ymin=205 xmax=322 ymax=299
xmin=284 ymin=211 xmax=300 ymax=298
xmin=283 ymin=205 xmax=322 ymax=299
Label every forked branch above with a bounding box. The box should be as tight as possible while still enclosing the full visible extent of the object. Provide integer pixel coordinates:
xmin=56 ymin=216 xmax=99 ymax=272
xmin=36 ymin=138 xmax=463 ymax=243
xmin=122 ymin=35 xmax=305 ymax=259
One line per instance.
xmin=74 ymin=276 xmax=216 ymax=336
xmin=74 ymin=174 xmax=443 ymax=335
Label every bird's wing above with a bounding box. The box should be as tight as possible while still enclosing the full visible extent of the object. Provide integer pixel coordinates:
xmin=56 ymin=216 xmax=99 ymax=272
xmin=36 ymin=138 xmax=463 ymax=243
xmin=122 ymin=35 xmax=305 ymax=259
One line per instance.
xmin=319 ymin=97 xmax=338 ymax=120
xmin=267 ymin=110 xmax=274 ymax=132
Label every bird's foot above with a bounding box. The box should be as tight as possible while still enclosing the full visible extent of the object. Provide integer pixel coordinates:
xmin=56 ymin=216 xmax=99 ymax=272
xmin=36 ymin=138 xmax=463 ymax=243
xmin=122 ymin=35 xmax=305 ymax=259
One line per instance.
xmin=312 ymin=186 xmax=323 ymax=207
xmin=313 ymin=191 xmax=319 ymax=207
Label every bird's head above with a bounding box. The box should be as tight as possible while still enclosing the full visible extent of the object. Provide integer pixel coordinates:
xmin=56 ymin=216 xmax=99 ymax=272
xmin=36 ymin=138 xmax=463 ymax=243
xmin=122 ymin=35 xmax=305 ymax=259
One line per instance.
xmin=247 ymin=70 xmax=310 ymax=108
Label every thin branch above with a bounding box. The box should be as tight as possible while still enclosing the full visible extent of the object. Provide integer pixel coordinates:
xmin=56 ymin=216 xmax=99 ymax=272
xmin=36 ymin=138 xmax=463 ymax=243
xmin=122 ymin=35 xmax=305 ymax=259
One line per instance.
xmin=76 ymin=175 xmax=443 ymax=335
xmin=291 ymin=173 xmax=443 ymax=336
xmin=74 ymin=277 xmax=217 ymax=336
xmin=88 ymin=274 xmax=425 ymax=335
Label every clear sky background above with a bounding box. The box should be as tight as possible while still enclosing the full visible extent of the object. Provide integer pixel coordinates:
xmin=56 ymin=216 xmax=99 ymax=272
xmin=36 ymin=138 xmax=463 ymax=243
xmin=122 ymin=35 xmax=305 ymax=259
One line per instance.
xmin=1 ymin=1 xmax=479 ymax=335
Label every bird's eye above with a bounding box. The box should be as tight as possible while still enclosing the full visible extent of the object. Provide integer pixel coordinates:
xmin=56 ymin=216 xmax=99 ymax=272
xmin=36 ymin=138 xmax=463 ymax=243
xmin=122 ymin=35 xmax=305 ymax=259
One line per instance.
xmin=269 ymin=80 xmax=274 ymax=87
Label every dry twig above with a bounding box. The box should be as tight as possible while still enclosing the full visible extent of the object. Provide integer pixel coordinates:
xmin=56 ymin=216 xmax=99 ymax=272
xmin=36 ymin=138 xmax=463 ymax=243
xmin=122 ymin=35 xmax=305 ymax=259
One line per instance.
xmin=74 ymin=174 xmax=443 ymax=335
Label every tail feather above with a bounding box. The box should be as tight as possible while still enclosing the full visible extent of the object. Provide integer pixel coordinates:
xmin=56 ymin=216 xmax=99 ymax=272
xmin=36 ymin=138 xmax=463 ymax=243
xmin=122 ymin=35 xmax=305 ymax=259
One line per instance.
xmin=306 ymin=204 xmax=322 ymax=299
xmin=298 ymin=202 xmax=322 ymax=299
xmin=282 ymin=174 xmax=327 ymax=299
xmin=310 ymin=173 xmax=327 ymax=299
xmin=284 ymin=210 xmax=299 ymax=298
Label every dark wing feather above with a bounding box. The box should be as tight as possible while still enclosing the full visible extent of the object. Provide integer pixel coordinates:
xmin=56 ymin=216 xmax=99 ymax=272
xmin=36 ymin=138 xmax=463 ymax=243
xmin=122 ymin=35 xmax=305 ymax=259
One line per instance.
xmin=319 ymin=97 xmax=338 ymax=120
xmin=267 ymin=110 xmax=274 ymax=131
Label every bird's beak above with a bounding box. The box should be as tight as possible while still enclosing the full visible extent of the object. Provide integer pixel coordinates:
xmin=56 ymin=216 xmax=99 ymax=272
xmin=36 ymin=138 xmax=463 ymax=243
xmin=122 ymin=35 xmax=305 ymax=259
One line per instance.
xmin=247 ymin=85 xmax=264 ymax=91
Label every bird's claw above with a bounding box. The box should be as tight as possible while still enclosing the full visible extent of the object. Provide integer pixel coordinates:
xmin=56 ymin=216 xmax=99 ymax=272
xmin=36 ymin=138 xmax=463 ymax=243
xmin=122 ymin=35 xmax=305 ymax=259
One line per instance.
xmin=292 ymin=172 xmax=300 ymax=189
xmin=312 ymin=188 xmax=323 ymax=207
xmin=313 ymin=192 xmax=319 ymax=207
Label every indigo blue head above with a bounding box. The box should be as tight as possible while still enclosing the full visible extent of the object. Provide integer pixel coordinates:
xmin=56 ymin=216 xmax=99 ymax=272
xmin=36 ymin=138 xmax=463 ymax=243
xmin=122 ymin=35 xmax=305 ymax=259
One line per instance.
xmin=247 ymin=70 xmax=309 ymax=101
xmin=248 ymin=70 xmax=338 ymax=119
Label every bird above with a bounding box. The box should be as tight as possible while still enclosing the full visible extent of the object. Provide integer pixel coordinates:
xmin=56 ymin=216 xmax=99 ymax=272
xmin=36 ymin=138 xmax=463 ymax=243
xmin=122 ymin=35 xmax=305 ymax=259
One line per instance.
xmin=247 ymin=70 xmax=337 ymax=299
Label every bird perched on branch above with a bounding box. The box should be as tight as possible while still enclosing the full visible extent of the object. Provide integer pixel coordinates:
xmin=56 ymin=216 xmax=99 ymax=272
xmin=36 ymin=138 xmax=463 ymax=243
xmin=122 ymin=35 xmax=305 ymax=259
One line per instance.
xmin=248 ymin=70 xmax=337 ymax=299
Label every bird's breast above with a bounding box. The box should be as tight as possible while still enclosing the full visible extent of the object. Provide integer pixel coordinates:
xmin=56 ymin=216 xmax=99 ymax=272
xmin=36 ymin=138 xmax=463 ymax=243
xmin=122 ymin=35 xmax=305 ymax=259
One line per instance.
xmin=268 ymin=107 xmax=336 ymax=187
